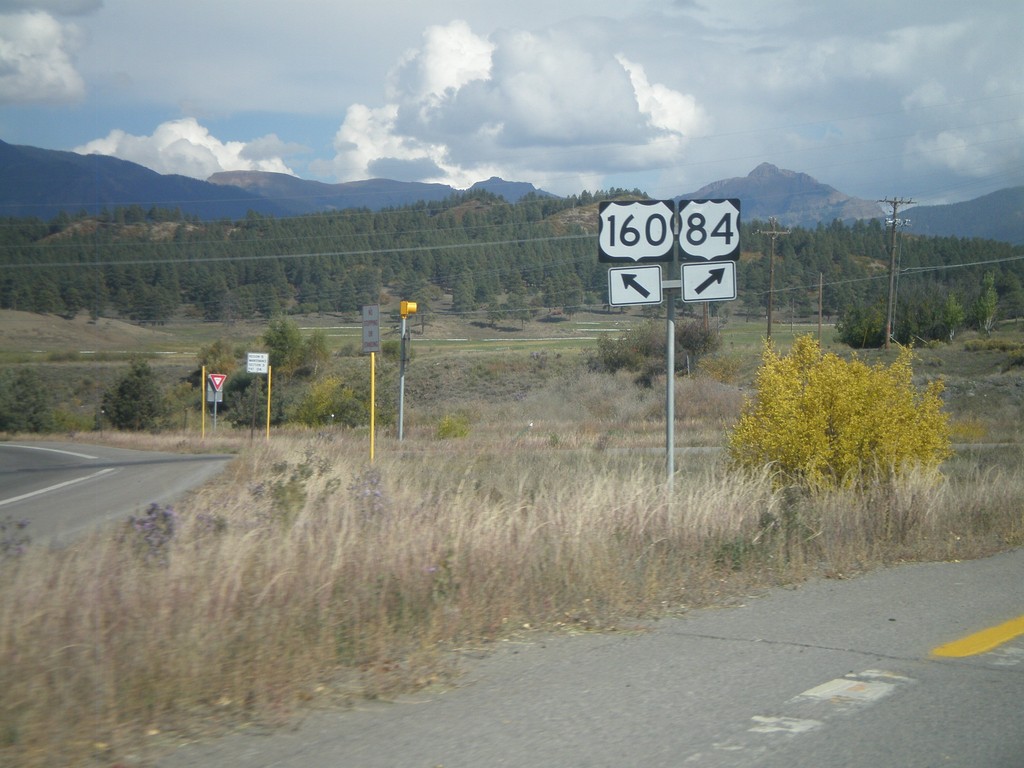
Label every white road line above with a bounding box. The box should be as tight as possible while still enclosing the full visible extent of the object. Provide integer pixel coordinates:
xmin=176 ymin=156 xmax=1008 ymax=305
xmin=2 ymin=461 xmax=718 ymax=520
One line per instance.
xmin=3 ymin=444 xmax=99 ymax=459
xmin=0 ymin=468 xmax=116 ymax=507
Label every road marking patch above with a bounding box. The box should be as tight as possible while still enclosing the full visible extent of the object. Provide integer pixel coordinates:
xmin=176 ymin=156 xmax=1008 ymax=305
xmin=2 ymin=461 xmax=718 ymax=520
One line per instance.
xmin=987 ymin=645 xmax=1024 ymax=666
xmin=796 ymin=677 xmax=896 ymax=704
xmin=701 ymin=670 xmax=915 ymax=763
xmin=748 ymin=715 xmax=822 ymax=735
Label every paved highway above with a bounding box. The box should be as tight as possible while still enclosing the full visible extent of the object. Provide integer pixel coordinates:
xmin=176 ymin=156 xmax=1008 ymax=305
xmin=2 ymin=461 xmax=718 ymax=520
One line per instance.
xmin=157 ymin=548 xmax=1024 ymax=767
xmin=0 ymin=441 xmax=234 ymax=544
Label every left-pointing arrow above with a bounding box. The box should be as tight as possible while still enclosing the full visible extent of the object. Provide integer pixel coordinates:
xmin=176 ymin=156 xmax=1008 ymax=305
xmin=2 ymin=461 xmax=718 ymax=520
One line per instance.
xmin=694 ymin=267 xmax=726 ymax=295
xmin=621 ymin=273 xmax=651 ymax=298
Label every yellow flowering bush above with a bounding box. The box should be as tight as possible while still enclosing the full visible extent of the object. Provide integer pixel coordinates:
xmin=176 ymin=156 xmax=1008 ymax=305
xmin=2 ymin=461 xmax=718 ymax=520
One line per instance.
xmin=728 ymin=336 xmax=951 ymax=488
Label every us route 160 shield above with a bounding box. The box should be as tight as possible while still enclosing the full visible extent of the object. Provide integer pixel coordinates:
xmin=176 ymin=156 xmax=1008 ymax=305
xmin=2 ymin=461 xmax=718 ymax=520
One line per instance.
xmin=598 ymin=200 xmax=675 ymax=262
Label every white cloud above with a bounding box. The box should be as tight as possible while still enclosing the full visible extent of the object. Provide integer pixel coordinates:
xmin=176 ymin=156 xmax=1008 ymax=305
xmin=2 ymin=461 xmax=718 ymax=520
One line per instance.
xmin=74 ymin=118 xmax=297 ymax=179
xmin=907 ymin=130 xmax=993 ymax=177
xmin=0 ymin=10 xmax=84 ymax=104
xmin=324 ymin=20 xmax=709 ymax=194
xmin=323 ymin=103 xmax=449 ymax=182
xmin=617 ymin=56 xmax=709 ymax=139
xmin=907 ymin=120 xmax=1024 ymax=181
xmin=389 ymin=19 xmax=493 ymax=104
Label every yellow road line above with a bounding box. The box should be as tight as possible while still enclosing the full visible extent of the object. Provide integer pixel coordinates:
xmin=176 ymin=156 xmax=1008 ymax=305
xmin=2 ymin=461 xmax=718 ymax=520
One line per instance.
xmin=931 ymin=615 xmax=1024 ymax=658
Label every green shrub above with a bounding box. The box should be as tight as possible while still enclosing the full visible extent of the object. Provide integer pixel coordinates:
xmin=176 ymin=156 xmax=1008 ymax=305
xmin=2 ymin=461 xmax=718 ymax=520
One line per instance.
xmin=964 ymin=338 xmax=1024 ymax=353
xmin=590 ymin=319 xmax=720 ymax=385
xmin=728 ymin=336 xmax=951 ymax=488
xmin=289 ymin=375 xmax=367 ymax=427
xmin=697 ymin=354 xmax=742 ymax=384
xmin=437 ymin=413 xmax=471 ymax=439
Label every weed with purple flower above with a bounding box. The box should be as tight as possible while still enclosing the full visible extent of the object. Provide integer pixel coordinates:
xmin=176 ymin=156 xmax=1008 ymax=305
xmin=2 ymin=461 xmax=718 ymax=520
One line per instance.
xmin=0 ymin=515 xmax=30 ymax=560
xmin=126 ymin=503 xmax=177 ymax=564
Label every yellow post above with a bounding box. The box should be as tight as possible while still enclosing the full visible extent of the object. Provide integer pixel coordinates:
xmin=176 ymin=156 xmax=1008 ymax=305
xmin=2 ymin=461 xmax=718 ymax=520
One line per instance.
xmin=370 ymin=352 xmax=376 ymax=461
xmin=265 ymin=365 xmax=272 ymax=440
xmin=201 ymin=365 xmax=206 ymax=439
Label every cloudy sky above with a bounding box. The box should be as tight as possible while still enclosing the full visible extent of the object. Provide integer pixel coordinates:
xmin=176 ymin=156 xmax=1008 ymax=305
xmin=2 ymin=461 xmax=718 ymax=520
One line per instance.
xmin=1 ymin=0 xmax=1021 ymax=204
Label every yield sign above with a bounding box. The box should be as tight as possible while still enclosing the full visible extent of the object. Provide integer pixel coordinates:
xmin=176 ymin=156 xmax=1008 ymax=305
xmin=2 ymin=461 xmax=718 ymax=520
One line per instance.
xmin=208 ymin=373 xmax=227 ymax=392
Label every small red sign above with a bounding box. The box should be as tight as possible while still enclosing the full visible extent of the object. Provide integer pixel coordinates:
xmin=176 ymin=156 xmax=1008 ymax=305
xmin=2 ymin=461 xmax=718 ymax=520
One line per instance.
xmin=208 ymin=373 xmax=227 ymax=392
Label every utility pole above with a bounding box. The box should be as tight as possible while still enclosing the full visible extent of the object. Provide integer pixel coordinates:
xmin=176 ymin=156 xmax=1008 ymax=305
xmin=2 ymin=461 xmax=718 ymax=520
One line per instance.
xmin=818 ymin=272 xmax=824 ymax=344
xmin=758 ymin=217 xmax=790 ymax=341
xmin=880 ymin=197 xmax=913 ymax=350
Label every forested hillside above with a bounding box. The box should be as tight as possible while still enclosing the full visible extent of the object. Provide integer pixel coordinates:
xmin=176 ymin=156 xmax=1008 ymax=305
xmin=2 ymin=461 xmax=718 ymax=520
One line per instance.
xmin=1 ymin=189 xmax=1022 ymax=346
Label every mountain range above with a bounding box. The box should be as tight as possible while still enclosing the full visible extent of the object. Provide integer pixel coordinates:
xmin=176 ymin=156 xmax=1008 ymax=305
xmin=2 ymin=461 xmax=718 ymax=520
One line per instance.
xmin=678 ymin=163 xmax=886 ymax=224
xmin=0 ymin=140 xmax=1020 ymax=243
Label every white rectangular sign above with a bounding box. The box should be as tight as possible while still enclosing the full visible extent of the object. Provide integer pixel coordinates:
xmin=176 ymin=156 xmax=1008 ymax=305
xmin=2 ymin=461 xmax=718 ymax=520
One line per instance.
xmin=608 ymin=265 xmax=663 ymax=306
xmin=362 ymin=304 xmax=381 ymax=354
xmin=247 ymin=352 xmax=269 ymax=374
xmin=681 ymin=262 xmax=737 ymax=303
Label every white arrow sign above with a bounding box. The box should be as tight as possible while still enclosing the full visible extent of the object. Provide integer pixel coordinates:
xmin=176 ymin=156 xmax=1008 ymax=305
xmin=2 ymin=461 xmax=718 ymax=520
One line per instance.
xmin=608 ymin=265 xmax=663 ymax=306
xmin=681 ymin=262 xmax=737 ymax=303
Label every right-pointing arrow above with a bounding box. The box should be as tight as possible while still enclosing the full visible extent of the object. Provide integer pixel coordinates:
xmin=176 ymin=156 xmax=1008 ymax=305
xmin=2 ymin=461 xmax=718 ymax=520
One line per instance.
xmin=694 ymin=267 xmax=726 ymax=295
xmin=621 ymin=273 xmax=651 ymax=298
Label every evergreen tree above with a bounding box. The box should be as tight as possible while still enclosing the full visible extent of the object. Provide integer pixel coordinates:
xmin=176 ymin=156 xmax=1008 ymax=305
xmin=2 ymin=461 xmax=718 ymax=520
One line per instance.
xmin=0 ymin=369 xmax=54 ymax=433
xmin=102 ymin=359 xmax=166 ymax=431
xmin=263 ymin=316 xmax=305 ymax=377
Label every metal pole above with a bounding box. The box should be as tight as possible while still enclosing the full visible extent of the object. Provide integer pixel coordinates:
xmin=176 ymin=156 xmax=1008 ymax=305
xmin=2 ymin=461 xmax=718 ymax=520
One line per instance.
xmin=767 ymin=234 xmax=775 ymax=340
xmin=885 ymin=215 xmax=898 ymax=350
xmin=370 ymin=352 xmax=376 ymax=461
xmin=398 ymin=315 xmax=407 ymax=441
xmin=265 ymin=366 xmax=272 ymax=441
xmin=666 ymin=291 xmax=676 ymax=487
xmin=201 ymin=365 xmax=206 ymax=439
xmin=818 ymin=272 xmax=824 ymax=344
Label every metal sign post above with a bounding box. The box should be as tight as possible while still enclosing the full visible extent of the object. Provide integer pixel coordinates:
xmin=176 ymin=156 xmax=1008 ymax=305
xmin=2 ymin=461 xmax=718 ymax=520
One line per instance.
xmin=665 ymin=290 xmax=676 ymax=487
xmin=397 ymin=300 xmax=417 ymax=441
xmin=599 ymin=199 xmax=741 ymax=487
xmin=201 ymin=365 xmax=206 ymax=439
xmin=246 ymin=352 xmax=271 ymax=440
xmin=362 ymin=305 xmax=381 ymax=460
xmin=206 ymin=372 xmax=226 ymax=431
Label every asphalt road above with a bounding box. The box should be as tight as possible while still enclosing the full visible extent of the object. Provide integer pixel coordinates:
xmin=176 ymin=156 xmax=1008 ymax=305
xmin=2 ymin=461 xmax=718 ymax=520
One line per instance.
xmin=0 ymin=441 xmax=234 ymax=544
xmin=157 ymin=548 xmax=1024 ymax=768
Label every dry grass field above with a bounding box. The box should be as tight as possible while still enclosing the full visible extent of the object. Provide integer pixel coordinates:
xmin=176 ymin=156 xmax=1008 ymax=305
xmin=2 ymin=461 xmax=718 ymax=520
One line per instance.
xmin=1 ymin=308 xmax=1023 ymax=766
